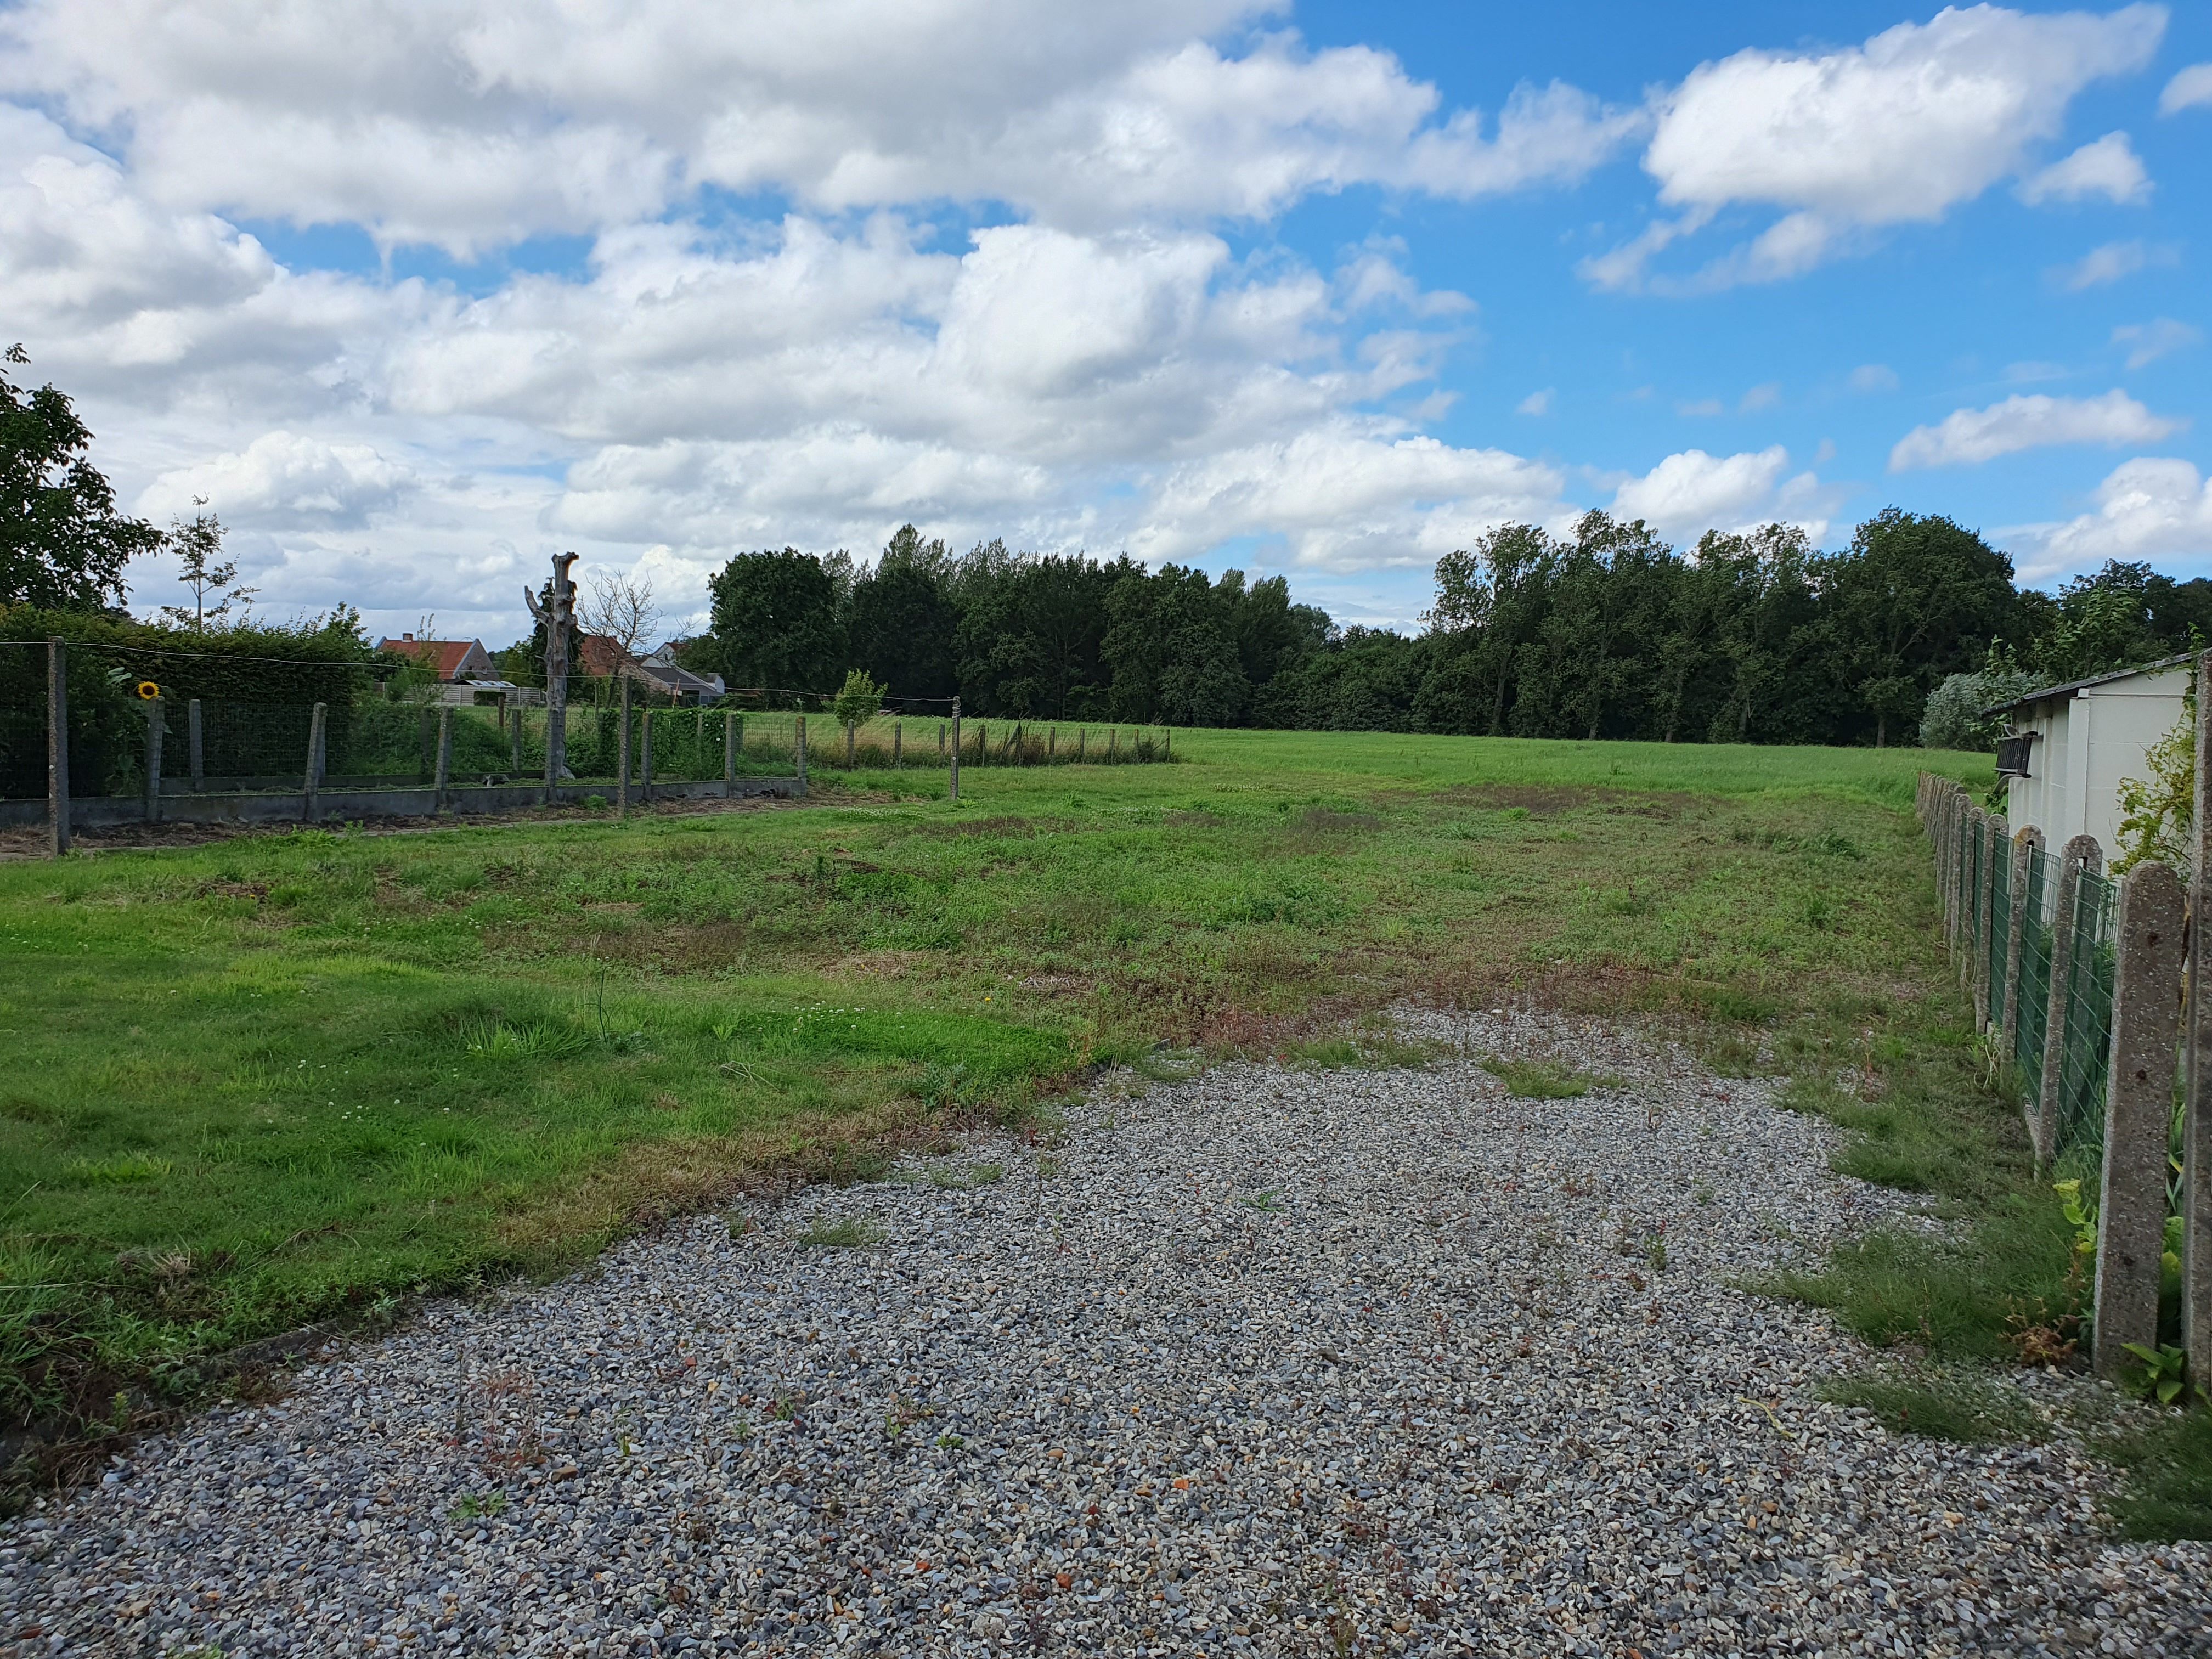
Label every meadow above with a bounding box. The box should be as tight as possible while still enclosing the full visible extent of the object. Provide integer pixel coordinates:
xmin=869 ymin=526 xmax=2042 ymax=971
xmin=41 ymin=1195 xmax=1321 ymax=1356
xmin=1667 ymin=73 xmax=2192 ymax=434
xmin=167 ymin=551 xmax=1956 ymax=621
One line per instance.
xmin=2 ymin=727 xmax=2058 ymax=1499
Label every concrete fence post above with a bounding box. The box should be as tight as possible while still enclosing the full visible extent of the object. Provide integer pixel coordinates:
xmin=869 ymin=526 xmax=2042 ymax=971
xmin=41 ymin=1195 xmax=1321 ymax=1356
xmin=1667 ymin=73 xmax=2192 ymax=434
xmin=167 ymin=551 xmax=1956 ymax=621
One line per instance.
xmin=303 ymin=702 xmax=327 ymax=823
xmin=144 ymin=696 xmax=165 ymax=825
xmin=618 ymin=676 xmax=632 ymax=819
xmin=949 ymin=699 xmax=961 ymax=804
xmin=2183 ymin=650 xmax=2212 ymax=1380
xmin=641 ymin=707 xmax=655 ymax=803
xmin=46 ymin=637 xmax=69 ymax=857
xmin=2032 ymin=833 xmax=2102 ymax=1166
xmin=795 ymin=714 xmax=808 ymax=798
xmin=2094 ymin=860 xmax=2187 ymax=1379
xmin=2000 ymin=826 xmax=2042 ymax=1059
xmin=509 ymin=696 xmax=522 ymax=775
xmin=188 ymin=698 xmax=205 ymax=793
xmin=894 ymin=720 xmax=903 ymax=769
xmin=433 ymin=706 xmax=453 ymax=815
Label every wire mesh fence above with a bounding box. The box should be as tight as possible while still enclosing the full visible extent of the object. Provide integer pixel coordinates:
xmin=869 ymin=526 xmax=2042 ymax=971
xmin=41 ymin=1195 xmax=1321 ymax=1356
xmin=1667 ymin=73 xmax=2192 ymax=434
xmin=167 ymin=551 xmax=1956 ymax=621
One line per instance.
xmin=1986 ymin=833 xmax=2012 ymax=1030
xmin=2 ymin=635 xmax=1182 ymax=844
xmin=2053 ymin=868 xmax=2119 ymax=1165
xmin=2010 ymin=843 xmax=2054 ymax=1107
xmin=1919 ymin=777 xmax=2117 ymax=1170
xmin=1920 ymin=757 xmax=2212 ymax=1385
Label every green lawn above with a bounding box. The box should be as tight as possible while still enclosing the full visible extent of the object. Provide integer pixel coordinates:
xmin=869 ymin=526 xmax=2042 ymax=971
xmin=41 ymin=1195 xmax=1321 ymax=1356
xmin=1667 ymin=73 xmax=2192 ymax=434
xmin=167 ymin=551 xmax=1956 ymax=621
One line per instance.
xmin=3 ymin=731 xmax=2006 ymax=1469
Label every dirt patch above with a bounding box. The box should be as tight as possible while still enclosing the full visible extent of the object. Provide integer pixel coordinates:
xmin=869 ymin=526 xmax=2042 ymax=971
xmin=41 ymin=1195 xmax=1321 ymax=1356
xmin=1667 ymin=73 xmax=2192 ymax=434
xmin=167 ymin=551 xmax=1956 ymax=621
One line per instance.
xmin=1423 ymin=783 xmax=1601 ymax=816
xmin=1019 ymin=972 xmax=1092 ymax=996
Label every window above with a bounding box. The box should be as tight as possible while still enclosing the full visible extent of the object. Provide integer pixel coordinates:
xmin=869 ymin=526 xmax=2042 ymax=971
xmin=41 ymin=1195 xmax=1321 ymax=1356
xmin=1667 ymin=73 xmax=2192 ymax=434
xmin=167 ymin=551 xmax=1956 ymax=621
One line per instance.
xmin=1995 ymin=732 xmax=2035 ymax=778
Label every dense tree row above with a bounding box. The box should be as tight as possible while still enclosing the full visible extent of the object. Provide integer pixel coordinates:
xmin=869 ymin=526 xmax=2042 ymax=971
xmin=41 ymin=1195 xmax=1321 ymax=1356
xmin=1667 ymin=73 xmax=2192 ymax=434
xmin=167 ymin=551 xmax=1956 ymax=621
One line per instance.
xmin=687 ymin=514 xmax=2212 ymax=745
xmin=9 ymin=348 xmax=2209 ymax=748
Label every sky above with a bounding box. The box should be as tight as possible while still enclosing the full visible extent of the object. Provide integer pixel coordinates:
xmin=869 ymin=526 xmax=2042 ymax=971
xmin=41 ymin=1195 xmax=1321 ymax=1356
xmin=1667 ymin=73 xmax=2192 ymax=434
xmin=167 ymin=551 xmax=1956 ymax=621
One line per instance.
xmin=2 ymin=1 xmax=2208 ymax=644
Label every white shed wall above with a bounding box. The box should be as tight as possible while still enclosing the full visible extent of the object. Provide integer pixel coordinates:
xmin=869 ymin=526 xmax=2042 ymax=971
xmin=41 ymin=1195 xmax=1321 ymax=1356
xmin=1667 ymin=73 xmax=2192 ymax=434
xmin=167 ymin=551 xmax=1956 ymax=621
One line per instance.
xmin=2000 ymin=663 xmax=2188 ymax=855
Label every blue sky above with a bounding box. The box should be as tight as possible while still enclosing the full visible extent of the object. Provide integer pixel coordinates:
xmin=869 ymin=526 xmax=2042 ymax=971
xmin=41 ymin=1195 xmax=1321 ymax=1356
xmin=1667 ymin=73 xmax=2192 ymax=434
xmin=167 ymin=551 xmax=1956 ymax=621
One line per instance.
xmin=2 ymin=2 xmax=2207 ymax=644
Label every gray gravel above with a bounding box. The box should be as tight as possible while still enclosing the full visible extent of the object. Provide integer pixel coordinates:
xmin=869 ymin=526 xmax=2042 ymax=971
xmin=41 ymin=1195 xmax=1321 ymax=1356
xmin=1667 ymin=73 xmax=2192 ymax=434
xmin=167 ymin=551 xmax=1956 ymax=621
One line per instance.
xmin=5 ymin=1009 xmax=2209 ymax=1657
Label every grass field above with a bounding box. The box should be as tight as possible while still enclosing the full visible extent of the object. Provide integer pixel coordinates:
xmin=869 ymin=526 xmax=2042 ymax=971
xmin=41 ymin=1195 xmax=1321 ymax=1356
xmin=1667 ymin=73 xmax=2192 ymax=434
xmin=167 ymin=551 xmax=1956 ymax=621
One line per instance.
xmin=3 ymin=726 xmax=2102 ymax=1506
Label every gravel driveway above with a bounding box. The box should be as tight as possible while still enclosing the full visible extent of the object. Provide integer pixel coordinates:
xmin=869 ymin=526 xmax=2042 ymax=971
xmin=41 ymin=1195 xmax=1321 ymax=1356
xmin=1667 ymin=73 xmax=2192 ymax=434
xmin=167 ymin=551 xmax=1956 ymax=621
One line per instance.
xmin=5 ymin=1011 xmax=2208 ymax=1657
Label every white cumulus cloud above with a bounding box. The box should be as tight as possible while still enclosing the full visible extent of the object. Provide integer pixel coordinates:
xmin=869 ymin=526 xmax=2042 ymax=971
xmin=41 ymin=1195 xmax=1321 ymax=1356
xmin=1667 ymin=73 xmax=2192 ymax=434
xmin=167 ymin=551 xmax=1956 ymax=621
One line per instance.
xmin=1889 ymin=390 xmax=2183 ymax=470
xmin=2016 ymin=131 xmax=2151 ymax=205
xmin=141 ymin=431 xmax=417 ymax=527
xmin=1588 ymin=3 xmax=2166 ymax=291
xmin=2009 ymin=457 xmax=2212 ymax=578
xmin=2160 ymin=62 xmax=2212 ymax=114
xmin=0 ymin=2 xmax=1638 ymax=250
xmin=1609 ymin=446 xmax=1831 ymax=540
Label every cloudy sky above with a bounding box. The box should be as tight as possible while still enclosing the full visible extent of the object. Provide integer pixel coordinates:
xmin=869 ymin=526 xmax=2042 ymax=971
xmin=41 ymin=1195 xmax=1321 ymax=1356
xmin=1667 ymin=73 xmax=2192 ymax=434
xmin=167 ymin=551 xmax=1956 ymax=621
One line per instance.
xmin=4 ymin=2 xmax=2208 ymax=642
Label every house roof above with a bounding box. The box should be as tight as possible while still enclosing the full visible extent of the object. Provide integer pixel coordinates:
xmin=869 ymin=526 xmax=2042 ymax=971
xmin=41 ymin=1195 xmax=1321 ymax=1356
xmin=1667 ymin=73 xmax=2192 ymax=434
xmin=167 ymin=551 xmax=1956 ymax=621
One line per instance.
xmin=1982 ymin=652 xmax=2195 ymax=718
xmin=576 ymin=634 xmax=635 ymax=679
xmin=577 ymin=635 xmax=722 ymax=697
xmin=375 ymin=636 xmax=490 ymax=680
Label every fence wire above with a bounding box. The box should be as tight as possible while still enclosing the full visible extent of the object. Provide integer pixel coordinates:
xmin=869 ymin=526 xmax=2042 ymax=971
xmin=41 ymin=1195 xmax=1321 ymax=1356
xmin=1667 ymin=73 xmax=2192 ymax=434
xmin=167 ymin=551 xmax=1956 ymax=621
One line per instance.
xmin=1921 ymin=782 xmax=2118 ymax=1168
xmin=2053 ymin=869 xmax=2119 ymax=1163
xmin=2011 ymin=843 xmax=2053 ymax=1104
xmin=1986 ymin=835 xmax=2011 ymax=1030
xmin=3 ymin=633 xmax=1179 ymax=823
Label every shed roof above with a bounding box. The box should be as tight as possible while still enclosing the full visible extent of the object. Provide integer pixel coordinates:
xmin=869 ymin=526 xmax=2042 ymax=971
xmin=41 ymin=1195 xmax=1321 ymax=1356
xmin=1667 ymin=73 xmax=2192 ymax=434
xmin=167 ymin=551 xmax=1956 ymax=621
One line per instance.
xmin=1981 ymin=652 xmax=2194 ymax=718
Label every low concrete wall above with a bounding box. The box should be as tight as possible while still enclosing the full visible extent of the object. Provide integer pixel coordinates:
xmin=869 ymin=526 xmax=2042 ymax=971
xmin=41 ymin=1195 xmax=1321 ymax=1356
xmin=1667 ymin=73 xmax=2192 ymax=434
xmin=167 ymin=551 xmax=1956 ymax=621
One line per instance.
xmin=0 ymin=776 xmax=797 ymax=832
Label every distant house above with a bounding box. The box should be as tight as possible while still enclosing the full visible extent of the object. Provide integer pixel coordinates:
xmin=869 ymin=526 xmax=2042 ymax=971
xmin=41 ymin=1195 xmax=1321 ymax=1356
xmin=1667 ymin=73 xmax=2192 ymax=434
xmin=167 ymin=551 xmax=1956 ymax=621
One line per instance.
xmin=375 ymin=633 xmax=496 ymax=680
xmin=579 ymin=634 xmax=725 ymax=704
xmin=373 ymin=634 xmax=521 ymax=706
xmin=1988 ymin=656 xmax=2191 ymax=854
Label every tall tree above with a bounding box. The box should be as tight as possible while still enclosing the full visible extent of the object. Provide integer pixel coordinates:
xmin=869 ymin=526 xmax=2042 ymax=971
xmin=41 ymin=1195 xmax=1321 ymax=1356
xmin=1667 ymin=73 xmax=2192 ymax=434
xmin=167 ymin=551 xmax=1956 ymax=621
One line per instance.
xmin=1 ymin=345 xmax=162 ymax=609
xmin=704 ymin=549 xmax=847 ymax=693
xmin=849 ymin=526 xmax=959 ymax=701
xmin=1822 ymin=509 xmax=2016 ymax=746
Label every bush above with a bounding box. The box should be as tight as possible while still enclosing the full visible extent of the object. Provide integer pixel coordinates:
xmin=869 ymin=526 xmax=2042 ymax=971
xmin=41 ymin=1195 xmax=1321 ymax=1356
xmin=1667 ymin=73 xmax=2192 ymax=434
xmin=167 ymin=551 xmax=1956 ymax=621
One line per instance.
xmin=1918 ymin=667 xmax=2038 ymax=752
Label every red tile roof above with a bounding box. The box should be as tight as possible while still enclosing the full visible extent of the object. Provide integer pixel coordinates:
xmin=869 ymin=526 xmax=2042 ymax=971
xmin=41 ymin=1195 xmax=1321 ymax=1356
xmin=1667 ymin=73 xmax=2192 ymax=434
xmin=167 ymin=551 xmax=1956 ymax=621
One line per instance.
xmin=376 ymin=637 xmax=492 ymax=680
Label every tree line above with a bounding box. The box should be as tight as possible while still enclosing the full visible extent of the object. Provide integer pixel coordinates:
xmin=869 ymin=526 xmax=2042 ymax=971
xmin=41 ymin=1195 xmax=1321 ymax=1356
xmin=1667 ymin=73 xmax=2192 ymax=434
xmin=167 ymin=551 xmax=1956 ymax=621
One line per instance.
xmin=9 ymin=346 xmax=2208 ymax=748
xmin=681 ymin=514 xmax=2212 ymax=747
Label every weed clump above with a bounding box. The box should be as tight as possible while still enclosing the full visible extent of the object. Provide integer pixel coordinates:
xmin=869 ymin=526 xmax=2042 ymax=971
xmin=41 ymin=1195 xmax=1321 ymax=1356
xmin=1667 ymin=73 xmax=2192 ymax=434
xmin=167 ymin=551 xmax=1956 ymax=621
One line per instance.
xmin=1816 ymin=1366 xmax=2044 ymax=1444
xmin=798 ymin=1216 xmax=883 ymax=1249
xmin=1481 ymin=1057 xmax=1614 ymax=1099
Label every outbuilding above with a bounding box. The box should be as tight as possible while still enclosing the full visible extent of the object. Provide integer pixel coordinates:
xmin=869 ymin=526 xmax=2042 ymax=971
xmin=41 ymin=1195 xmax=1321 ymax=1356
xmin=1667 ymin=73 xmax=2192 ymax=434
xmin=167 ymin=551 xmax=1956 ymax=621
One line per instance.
xmin=1986 ymin=654 xmax=2191 ymax=854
